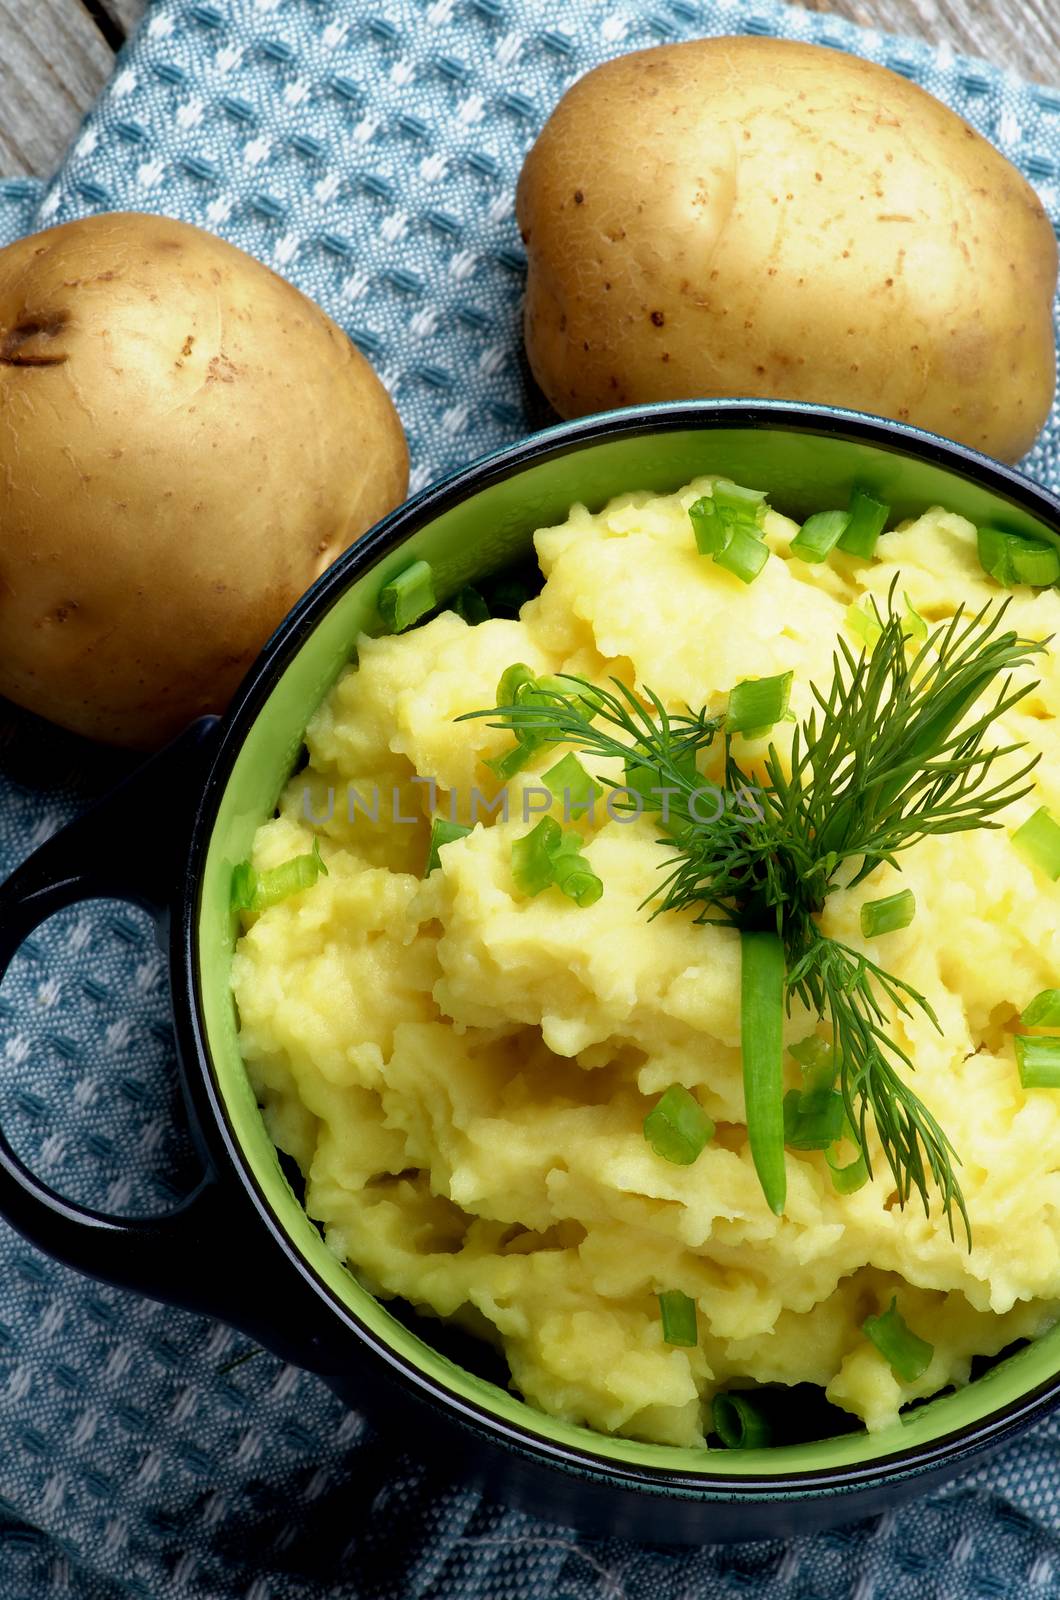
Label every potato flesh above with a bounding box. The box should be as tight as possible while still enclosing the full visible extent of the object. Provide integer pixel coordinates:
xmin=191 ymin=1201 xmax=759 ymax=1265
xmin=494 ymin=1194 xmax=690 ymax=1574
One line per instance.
xmin=517 ymin=38 xmax=1057 ymax=462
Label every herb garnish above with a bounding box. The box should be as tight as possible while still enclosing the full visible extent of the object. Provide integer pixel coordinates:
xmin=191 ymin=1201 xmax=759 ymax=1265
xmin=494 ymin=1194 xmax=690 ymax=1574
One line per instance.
xmin=461 ymin=586 xmax=1047 ymax=1239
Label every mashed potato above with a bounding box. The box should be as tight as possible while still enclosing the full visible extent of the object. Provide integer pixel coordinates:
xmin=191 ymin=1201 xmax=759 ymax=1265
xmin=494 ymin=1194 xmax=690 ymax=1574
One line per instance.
xmin=232 ymin=480 xmax=1060 ymax=1447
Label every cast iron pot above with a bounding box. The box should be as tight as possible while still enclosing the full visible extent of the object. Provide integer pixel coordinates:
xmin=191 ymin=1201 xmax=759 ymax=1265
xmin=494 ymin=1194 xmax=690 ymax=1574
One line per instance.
xmin=1 ymin=400 xmax=1059 ymax=1545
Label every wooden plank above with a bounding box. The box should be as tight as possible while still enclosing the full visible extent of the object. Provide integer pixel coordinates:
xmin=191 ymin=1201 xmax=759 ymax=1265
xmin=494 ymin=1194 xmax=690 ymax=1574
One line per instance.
xmin=97 ymin=0 xmax=147 ymax=34
xmin=0 ymin=0 xmax=113 ymax=178
xmin=798 ymin=0 xmax=1060 ymax=86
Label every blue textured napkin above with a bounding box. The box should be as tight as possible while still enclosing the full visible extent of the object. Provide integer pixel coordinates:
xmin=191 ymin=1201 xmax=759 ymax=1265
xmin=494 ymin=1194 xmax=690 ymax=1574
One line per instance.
xmin=2 ymin=3 xmax=1060 ymax=1596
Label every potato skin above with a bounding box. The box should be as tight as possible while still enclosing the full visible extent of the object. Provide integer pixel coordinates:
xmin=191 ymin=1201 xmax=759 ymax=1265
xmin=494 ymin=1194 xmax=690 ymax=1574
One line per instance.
xmin=517 ymin=38 xmax=1057 ymax=462
xmin=0 ymin=213 xmax=408 ymax=748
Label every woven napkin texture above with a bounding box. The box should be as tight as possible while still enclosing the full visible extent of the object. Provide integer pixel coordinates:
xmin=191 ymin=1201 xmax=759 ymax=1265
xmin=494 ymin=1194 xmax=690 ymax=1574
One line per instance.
xmin=2 ymin=2 xmax=1060 ymax=1597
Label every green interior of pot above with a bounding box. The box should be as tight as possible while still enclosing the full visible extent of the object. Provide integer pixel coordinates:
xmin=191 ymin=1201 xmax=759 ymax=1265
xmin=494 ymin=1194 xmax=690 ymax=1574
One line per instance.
xmin=197 ymin=404 xmax=1060 ymax=1482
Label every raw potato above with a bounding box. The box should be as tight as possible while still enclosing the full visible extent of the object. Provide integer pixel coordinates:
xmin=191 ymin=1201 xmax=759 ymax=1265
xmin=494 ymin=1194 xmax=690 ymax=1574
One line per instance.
xmin=517 ymin=37 xmax=1058 ymax=462
xmin=0 ymin=213 xmax=409 ymax=748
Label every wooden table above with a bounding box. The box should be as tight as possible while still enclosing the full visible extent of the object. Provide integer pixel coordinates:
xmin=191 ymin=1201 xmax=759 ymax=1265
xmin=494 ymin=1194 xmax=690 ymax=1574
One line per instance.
xmin=2 ymin=0 xmax=1059 ymax=180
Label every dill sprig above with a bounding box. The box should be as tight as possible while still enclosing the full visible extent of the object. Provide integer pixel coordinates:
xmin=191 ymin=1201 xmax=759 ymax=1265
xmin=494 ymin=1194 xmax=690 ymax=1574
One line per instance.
xmin=461 ymin=585 xmax=1047 ymax=1238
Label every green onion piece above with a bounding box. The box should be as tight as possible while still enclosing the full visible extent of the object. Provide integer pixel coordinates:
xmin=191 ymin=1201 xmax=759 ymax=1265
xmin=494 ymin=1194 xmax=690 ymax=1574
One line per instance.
xmin=903 ymin=594 xmax=928 ymax=643
xmin=510 ymin=818 xmax=602 ymax=905
xmin=496 ymin=662 xmax=536 ymax=708
xmin=688 ymin=497 xmax=730 ymax=556
xmin=862 ymin=1296 xmax=934 ymax=1382
xmin=378 ymin=559 xmax=436 ymax=633
xmin=1015 ymin=1035 xmax=1060 ymax=1088
xmin=534 ymin=674 xmax=574 ymax=698
xmin=643 ymin=1084 xmax=715 ymax=1166
xmin=976 ymin=527 xmax=1018 ymax=586
xmin=1011 ymin=542 xmax=1060 ymax=587
xmin=712 ymin=1392 xmax=772 ymax=1449
xmin=846 ymin=601 xmax=884 ymax=653
xmin=570 ymin=681 xmax=608 ymax=717
xmin=790 ymin=510 xmax=851 ymax=564
xmin=511 ymin=679 xmax=569 ymax=753
xmin=860 ymin=888 xmax=916 ymax=939
xmin=543 ymin=752 xmax=602 ymax=816
xmin=511 ymin=817 xmax=562 ymax=897
xmin=1012 ymin=807 xmax=1060 ymax=880
xmin=1021 ymin=990 xmax=1060 ymax=1028
xmin=550 ymin=837 xmax=604 ymax=907
xmin=230 ymin=861 xmax=258 ymax=913
xmin=838 ymin=489 xmax=890 ymax=558
xmin=657 ymin=1290 xmax=698 ymax=1348
xmin=711 ymin=478 xmax=767 ymax=521
xmin=451 ymin=586 xmax=490 ymax=625
xmin=978 ymin=526 xmax=1060 ymax=589
xmin=783 ymin=1088 xmax=846 ymax=1150
xmin=255 ymin=837 xmax=329 ymax=908
xmin=740 ymin=930 xmax=787 ymax=1216
xmin=426 ymin=818 xmax=472 ymax=875
xmin=556 ymin=868 xmax=603 ymax=908
xmin=789 ymin=1035 xmax=836 ymax=1094
xmin=483 ymin=741 xmax=538 ymax=781
xmin=233 ymin=837 xmax=329 ymax=914
xmin=826 ymin=1140 xmax=869 ymax=1194
xmin=714 ymin=524 xmax=770 ymax=585
xmin=726 ymin=672 xmax=793 ymax=737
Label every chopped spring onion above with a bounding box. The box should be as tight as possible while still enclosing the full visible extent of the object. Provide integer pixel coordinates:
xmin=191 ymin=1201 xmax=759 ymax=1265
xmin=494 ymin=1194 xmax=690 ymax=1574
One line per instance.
xmin=510 ymin=817 xmax=603 ymax=906
xmin=484 ymin=665 xmax=558 ymax=778
xmin=714 ymin=524 xmax=770 ymax=585
xmin=688 ymin=497 xmax=730 ymax=556
xmin=534 ymin=674 xmax=578 ymax=700
xmin=789 ymin=1035 xmax=836 ymax=1095
xmin=230 ymin=861 xmax=257 ymax=912
xmin=826 ymin=1140 xmax=869 ymax=1194
xmin=849 ymin=596 xmax=930 ymax=654
xmin=740 ymin=930 xmax=787 ymax=1216
xmin=425 ymin=818 xmax=471 ymax=875
xmin=783 ymin=1087 xmax=846 ymax=1150
xmin=483 ymin=742 xmax=538 ymax=781
xmin=903 ymin=593 xmax=928 ymax=643
xmin=790 ymin=509 xmax=851 ymax=564
xmin=1009 ymin=542 xmax=1060 ymax=588
xmin=860 ymin=888 xmax=916 ymax=939
xmin=838 ymin=489 xmax=890 ymax=558
xmin=1012 ymin=807 xmax=1060 ymax=880
xmin=378 ymin=559 xmax=436 ymax=633
xmin=847 ymin=600 xmax=884 ymax=652
xmin=726 ymin=671 xmax=793 ymax=737
xmin=643 ymin=1084 xmax=715 ymax=1166
xmin=657 ymin=1289 xmax=698 ymax=1348
xmin=451 ymin=586 xmax=490 ymax=625
xmin=543 ymin=752 xmax=602 ymax=816
xmin=496 ymin=662 xmax=536 ymax=708
xmin=788 ymin=1037 xmax=852 ymax=1161
xmin=712 ymin=1392 xmax=772 ymax=1449
xmin=231 ymin=837 xmax=328 ymax=914
xmin=711 ymin=478 xmax=767 ymax=520
xmin=862 ymin=1296 xmax=934 ymax=1382
xmin=1015 ymin=1035 xmax=1060 ymax=1088
xmin=688 ymin=482 xmax=772 ymax=584
xmin=1021 ymin=990 xmax=1060 ymax=1028
xmin=978 ymin=526 xmax=1060 ymax=589
xmin=549 ymin=833 xmax=604 ymax=907
xmin=511 ymin=816 xmax=562 ymax=897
